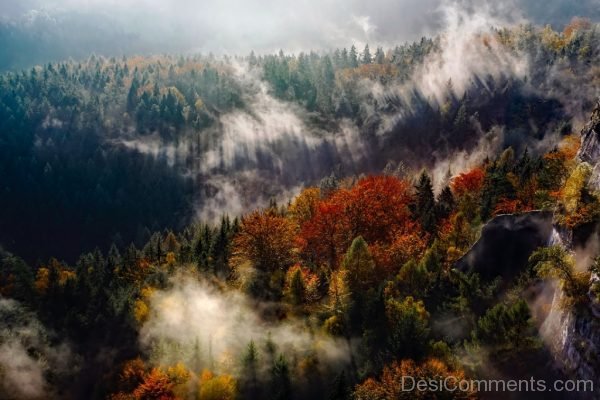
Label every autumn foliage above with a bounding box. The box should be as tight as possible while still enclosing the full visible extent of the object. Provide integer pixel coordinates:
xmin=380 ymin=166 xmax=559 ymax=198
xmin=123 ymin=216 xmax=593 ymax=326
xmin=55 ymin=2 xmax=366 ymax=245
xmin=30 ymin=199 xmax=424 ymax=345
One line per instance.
xmin=451 ymin=167 xmax=485 ymax=198
xmin=563 ymin=17 xmax=592 ymax=39
xmin=354 ymin=358 xmax=476 ymax=400
xmin=232 ymin=209 xmax=296 ymax=271
xmin=297 ymin=176 xmax=425 ymax=270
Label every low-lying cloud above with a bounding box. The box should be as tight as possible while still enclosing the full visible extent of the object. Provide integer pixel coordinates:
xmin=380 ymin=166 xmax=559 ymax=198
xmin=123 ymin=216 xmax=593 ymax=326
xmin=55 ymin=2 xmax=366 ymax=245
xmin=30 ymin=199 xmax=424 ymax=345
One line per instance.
xmin=0 ymin=297 xmax=75 ymax=400
xmin=1 ymin=0 xmax=598 ymax=60
xmin=139 ymin=276 xmax=351 ymax=376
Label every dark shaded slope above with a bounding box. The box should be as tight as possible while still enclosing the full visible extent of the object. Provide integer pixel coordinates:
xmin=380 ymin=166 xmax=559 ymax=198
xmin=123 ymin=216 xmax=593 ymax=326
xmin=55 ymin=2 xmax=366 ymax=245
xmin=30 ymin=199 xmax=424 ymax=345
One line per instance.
xmin=456 ymin=211 xmax=554 ymax=281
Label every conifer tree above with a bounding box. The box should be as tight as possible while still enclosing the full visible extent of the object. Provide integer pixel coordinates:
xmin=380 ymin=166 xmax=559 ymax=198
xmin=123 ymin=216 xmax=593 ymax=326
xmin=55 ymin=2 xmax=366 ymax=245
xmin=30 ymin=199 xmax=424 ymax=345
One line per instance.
xmin=414 ymin=171 xmax=436 ymax=233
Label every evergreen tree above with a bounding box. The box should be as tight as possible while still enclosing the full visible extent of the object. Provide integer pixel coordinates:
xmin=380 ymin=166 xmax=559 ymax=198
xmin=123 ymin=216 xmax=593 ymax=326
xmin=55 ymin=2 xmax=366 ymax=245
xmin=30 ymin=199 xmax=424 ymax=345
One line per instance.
xmin=340 ymin=48 xmax=349 ymax=68
xmin=414 ymin=171 xmax=436 ymax=233
xmin=374 ymin=47 xmax=385 ymax=64
xmin=342 ymin=236 xmax=377 ymax=294
xmin=361 ymin=44 xmax=372 ymax=64
xmin=288 ymin=268 xmax=306 ymax=305
xmin=211 ymin=216 xmax=231 ymax=276
xmin=270 ymin=354 xmax=291 ymax=400
xmin=242 ymin=340 xmax=259 ymax=400
xmin=126 ymin=77 xmax=139 ymax=112
xmin=436 ymin=186 xmax=455 ymax=220
xmin=327 ymin=371 xmax=349 ymax=400
xmin=349 ymin=45 xmax=359 ymax=68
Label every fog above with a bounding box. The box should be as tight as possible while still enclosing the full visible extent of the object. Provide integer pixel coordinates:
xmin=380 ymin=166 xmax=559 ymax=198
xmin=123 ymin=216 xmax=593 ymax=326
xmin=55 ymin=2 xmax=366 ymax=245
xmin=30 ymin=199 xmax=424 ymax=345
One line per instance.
xmin=1 ymin=0 xmax=599 ymax=62
xmin=0 ymin=297 xmax=75 ymax=400
xmin=139 ymin=275 xmax=352 ymax=377
xmin=102 ymin=0 xmax=590 ymax=220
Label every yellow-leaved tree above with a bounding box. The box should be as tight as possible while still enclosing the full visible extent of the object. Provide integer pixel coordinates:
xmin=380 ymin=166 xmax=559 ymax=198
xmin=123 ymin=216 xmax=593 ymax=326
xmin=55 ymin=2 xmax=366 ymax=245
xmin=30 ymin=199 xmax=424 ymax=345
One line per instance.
xmin=198 ymin=369 xmax=236 ymax=400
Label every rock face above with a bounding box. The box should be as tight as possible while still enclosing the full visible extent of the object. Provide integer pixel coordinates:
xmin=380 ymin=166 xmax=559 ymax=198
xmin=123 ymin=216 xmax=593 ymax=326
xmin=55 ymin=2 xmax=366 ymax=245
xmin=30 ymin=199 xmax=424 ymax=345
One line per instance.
xmin=579 ymin=99 xmax=600 ymax=190
xmin=455 ymin=102 xmax=600 ymax=397
xmin=458 ymin=212 xmax=600 ymax=397
xmin=456 ymin=211 xmax=553 ymax=281
xmin=541 ymin=228 xmax=600 ymax=397
xmin=542 ymin=99 xmax=600 ymax=397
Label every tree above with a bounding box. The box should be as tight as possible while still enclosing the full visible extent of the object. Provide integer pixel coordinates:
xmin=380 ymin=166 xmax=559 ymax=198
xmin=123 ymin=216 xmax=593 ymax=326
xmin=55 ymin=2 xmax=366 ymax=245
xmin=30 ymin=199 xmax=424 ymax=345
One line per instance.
xmin=361 ymin=44 xmax=372 ymax=64
xmin=374 ymin=47 xmax=385 ymax=64
xmin=563 ymin=17 xmax=592 ymax=38
xmin=163 ymin=231 xmax=180 ymax=254
xmin=270 ymin=354 xmax=291 ymax=400
xmin=286 ymin=266 xmax=306 ymax=305
xmin=232 ymin=210 xmax=296 ymax=272
xmin=194 ymin=225 xmax=212 ymax=271
xmin=127 ymin=77 xmax=140 ymax=112
xmin=114 ymin=358 xmax=146 ymax=394
xmin=0 ymin=253 xmax=34 ymax=301
xmin=198 ymin=370 xmax=237 ymax=400
xmin=326 ymin=268 xmax=352 ymax=334
xmin=395 ymin=259 xmax=430 ymax=298
xmin=132 ymin=368 xmax=176 ymax=400
xmin=349 ymin=45 xmax=359 ymax=68
xmin=299 ymin=176 xmax=420 ymax=270
xmin=288 ymin=187 xmax=320 ymax=226
xmin=241 ymin=341 xmax=259 ymax=400
xmin=471 ymin=299 xmax=539 ymax=360
xmin=413 ymin=171 xmax=436 ymax=233
xmin=451 ymin=167 xmax=485 ymax=198
xmin=529 ymin=245 xmax=590 ymax=307
xmin=384 ymin=295 xmax=429 ymax=359
xmin=556 ymin=163 xmax=600 ymax=228
xmin=298 ymin=199 xmax=348 ymax=269
xmin=342 ymin=236 xmax=379 ymax=294
xmin=436 ymin=186 xmax=455 ymax=220
xmin=342 ymin=176 xmax=414 ymax=244
xmin=212 ymin=216 xmax=233 ymax=276
xmin=451 ymin=167 xmax=485 ymax=221
xmin=354 ymin=358 xmax=476 ymax=400
xmin=327 ymin=371 xmax=349 ymax=400
xmin=376 ymin=226 xmax=428 ymax=275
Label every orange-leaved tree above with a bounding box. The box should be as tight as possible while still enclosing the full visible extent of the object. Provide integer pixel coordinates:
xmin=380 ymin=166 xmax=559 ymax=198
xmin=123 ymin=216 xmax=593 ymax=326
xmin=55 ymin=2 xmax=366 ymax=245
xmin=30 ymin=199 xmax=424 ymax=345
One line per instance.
xmin=354 ymin=358 xmax=476 ymax=400
xmin=451 ymin=167 xmax=485 ymax=221
xmin=298 ymin=176 xmax=418 ymax=269
xmin=232 ymin=209 xmax=297 ymax=272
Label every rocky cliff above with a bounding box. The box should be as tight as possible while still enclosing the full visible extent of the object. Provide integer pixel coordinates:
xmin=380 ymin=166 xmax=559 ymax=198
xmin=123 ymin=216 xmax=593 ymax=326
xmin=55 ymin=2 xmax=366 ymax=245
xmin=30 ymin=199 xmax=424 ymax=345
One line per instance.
xmin=456 ymin=211 xmax=553 ymax=281
xmin=540 ymin=99 xmax=600 ymax=396
xmin=541 ymin=227 xmax=600 ymax=392
xmin=455 ymin=102 xmax=600 ymax=397
xmin=579 ymin=98 xmax=600 ymax=190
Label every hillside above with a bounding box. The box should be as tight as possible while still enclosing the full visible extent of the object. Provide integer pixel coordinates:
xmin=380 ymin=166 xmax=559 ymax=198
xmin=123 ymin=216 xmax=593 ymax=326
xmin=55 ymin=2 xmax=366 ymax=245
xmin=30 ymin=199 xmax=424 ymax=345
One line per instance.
xmin=0 ymin=13 xmax=600 ymax=400
xmin=1 ymin=21 xmax=599 ymax=262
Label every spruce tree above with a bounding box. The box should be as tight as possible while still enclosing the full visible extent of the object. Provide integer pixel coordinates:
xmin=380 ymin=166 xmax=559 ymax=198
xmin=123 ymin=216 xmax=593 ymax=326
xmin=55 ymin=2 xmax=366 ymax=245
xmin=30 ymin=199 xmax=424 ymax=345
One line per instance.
xmin=362 ymin=44 xmax=372 ymax=64
xmin=414 ymin=171 xmax=436 ymax=233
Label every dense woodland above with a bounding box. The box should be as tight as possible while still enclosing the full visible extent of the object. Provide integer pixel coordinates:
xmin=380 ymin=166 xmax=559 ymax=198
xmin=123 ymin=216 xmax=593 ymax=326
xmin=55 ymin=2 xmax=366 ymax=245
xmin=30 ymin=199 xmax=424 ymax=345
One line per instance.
xmin=1 ymin=19 xmax=599 ymax=262
xmin=0 ymin=19 xmax=600 ymax=399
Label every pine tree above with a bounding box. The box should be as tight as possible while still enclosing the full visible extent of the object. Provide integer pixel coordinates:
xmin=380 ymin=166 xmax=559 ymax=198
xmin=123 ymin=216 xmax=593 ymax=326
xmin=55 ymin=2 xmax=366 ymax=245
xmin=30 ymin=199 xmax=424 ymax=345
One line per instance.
xmin=436 ymin=186 xmax=455 ymax=220
xmin=192 ymin=337 xmax=203 ymax=373
xmin=374 ymin=47 xmax=385 ymax=64
xmin=270 ymin=354 xmax=291 ymax=400
xmin=349 ymin=45 xmax=359 ymax=68
xmin=362 ymin=44 xmax=372 ymax=64
xmin=126 ymin=77 xmax=139 ymax=112
xmin=242 ymin=340 xmax=259 ymax=400
xmin=340 ymin=48 xmax=349 ymax=68
xmin=414 ymin=171 xmax=436 ymax=233
xmin=288 ymin=268 xmax=306 ymax=305
xmin=211 ymin=216 xmax=231 ymax=276
xmin=327 ymin=371 xmax=349 ymax=400
xmin=341 ymin=236 xmax=377 ymax=300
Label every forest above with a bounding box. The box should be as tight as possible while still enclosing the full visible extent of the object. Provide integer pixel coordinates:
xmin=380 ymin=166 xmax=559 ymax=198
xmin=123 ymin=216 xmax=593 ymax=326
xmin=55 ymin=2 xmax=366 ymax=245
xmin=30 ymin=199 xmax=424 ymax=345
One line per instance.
xmin=0 ymin=13 xmax=600 ymax=400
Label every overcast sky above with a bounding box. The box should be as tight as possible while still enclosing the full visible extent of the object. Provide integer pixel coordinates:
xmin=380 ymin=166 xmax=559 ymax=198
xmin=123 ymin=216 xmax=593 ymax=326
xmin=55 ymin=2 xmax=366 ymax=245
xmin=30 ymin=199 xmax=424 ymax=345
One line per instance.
xmin=1 ymin=0 xmax=599 ymax=56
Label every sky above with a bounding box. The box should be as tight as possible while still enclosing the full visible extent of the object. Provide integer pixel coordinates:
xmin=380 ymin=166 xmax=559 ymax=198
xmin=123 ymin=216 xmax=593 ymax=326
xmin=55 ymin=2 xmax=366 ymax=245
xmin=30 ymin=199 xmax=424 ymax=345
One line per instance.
xmin=1 ymin=0 xmax=599 ymax=57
